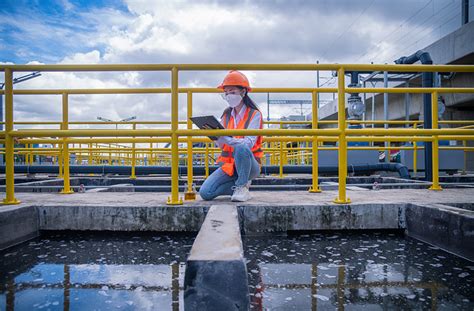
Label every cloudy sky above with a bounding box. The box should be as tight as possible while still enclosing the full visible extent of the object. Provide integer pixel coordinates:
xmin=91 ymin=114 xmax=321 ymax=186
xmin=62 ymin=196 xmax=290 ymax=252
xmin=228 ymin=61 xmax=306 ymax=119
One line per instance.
xmin=0 ymin=0 xmax=471 ymax=126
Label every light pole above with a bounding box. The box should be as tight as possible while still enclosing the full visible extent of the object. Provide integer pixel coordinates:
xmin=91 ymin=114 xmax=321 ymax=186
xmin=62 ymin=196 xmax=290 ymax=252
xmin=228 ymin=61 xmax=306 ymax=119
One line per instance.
xmin=1 ymin=71 xmax=42 ymax=163
xmin=97 ymin=115 xmax=137 ymax=168
xmin=97 ymin=115 xmax=137 ymax=130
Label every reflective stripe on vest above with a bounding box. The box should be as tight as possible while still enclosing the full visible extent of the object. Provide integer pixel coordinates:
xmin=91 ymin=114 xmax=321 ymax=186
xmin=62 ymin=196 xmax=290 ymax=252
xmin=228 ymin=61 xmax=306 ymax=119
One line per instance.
xmin=220 ymin=147 xmax=263 ymax=158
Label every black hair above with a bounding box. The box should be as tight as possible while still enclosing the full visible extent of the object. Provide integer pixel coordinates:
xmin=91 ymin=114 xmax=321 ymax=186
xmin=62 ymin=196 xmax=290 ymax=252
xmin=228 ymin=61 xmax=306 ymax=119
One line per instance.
xmin=243 ymin=94 xmax=260 ymax=111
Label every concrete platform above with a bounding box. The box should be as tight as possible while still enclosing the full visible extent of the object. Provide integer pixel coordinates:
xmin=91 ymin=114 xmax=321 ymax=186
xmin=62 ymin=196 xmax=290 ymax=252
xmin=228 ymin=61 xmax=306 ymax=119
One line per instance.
xmin=1 ymin=189 xmax=473 ymax=260
xmin=2 ymin=188 xmax=474 ymax=207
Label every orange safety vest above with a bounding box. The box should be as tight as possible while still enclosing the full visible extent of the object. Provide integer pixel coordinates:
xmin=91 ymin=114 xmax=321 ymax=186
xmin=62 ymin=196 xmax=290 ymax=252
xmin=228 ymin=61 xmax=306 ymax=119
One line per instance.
xmin=216 ymin=106 xmax=263 ymax=176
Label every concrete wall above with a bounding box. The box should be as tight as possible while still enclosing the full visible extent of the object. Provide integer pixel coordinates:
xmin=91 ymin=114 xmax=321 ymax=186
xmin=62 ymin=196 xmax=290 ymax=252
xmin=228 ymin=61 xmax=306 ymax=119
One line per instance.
xmin=240 ymin=204 xmax=405 ymax=233
xmin=38 ymin=205 xmax=209 ymax=231
xmin=0 ymin=205 xmax=39 ymax=250
xmin=406 ymin=203 xmax=474 ymax=261
xmin=2 ymin=200 xmax=473 ymax=262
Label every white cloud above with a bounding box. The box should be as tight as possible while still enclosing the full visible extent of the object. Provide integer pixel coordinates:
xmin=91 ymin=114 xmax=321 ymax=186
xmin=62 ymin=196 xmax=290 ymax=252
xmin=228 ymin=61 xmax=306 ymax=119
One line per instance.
xmin=3 ymin=0 xmax=461 ymax=126
xmin=60 ymin=50 xmax=101 ymax=64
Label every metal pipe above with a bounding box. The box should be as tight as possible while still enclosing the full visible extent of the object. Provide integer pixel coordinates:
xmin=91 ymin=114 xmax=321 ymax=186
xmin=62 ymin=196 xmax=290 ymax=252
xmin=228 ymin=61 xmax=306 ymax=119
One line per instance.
xmin=1 ymin=164 xmax=410 ymax=179
xmin=395 ymin=50 xmax=433 ymax=181
xmin=462 ymin=0 xmax=469 ymax=25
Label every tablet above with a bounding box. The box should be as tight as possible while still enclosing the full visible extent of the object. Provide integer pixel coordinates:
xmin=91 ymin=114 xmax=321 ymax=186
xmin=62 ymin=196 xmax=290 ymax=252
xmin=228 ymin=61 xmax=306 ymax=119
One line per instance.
xmin=190 ymin=115 xmax=224 ymax=140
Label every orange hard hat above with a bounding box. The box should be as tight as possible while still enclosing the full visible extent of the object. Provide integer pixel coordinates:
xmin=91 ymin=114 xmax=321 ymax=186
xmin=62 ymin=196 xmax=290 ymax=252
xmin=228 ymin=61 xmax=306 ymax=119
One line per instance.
xmin=217 ymin=70 xmax=252 ymax=92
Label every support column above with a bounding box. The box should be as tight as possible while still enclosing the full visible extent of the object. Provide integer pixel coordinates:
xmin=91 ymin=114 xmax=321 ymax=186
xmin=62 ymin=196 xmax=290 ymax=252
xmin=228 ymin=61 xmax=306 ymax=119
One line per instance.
xmin=334 ymin=67 xmax=350 ymax=204
xmin=309 ymin=90 xmax=321 ymax=193
xmin=429 ymin=91 xmax=442 ymax=191
xmin=61 ymin=93 xmax=73 ymax=194
xmin=3 ymin=68 xmax=20 ymax=204
xmin=131 ymin=124 xmax=136 ymax=179
xmin=185 ymin=91 xmax=196 ymax=200
xmin=167 ymin=67 xmax=183 ymax=205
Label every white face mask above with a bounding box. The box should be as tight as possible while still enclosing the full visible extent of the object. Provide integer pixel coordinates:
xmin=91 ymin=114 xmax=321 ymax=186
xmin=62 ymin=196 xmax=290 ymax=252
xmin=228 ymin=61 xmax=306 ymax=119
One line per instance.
xmin=223 ymin=94 xmax=243 ymax=108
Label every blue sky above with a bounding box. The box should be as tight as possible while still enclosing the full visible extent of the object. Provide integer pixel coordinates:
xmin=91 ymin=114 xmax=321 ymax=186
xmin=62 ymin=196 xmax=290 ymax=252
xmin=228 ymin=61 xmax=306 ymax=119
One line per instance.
xmin=0 ymin=0 xmax=471 ymax=123
xmin=1 ymin=0 xmax=469 ymax=65
xmin=0 ymin=0 xmax=129 ymax=63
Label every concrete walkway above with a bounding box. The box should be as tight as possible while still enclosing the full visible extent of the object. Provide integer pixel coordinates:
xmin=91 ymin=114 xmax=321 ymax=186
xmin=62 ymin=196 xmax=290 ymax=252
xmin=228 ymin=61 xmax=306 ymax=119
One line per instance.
xmin=2 ymin=188 xmax=474 ymax=207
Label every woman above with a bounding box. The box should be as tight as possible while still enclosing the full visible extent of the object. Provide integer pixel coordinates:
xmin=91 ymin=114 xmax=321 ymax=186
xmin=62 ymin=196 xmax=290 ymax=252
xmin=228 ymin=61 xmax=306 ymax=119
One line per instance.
xmin=199 ymin=70 xmax=263 ymax=202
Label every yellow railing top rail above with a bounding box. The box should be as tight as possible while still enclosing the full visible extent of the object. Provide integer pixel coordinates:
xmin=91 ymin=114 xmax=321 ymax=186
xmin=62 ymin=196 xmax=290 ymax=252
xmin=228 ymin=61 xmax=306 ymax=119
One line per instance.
xmin=1 ymin=63 xmax=474 ymax=72
xmin=2 ymin=87 xmax=473 ymax=96
xmin=3 ymin=120 xmax=473 ymax=126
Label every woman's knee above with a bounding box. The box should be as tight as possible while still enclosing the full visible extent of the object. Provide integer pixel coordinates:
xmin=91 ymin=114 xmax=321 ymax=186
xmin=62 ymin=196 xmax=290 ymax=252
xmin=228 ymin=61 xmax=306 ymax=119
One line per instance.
xmin=233 ymin=143 xmax=252 ymax=157
xmin=199 ymin=182 xmax=215 ymax=201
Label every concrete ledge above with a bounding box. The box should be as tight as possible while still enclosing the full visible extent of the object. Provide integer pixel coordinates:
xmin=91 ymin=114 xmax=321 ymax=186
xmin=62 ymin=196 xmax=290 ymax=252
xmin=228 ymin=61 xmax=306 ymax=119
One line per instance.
xmin=0 ymin=205 xmax=39 ymax=250
xmin=406 ymin=203 xmax=474 ymax=261
xmin=38 ymin=205 xmax=208 ymax=231
xmin=240 ymin=204 xmax=405 ymax=233
xmin=184 ymin=205 xmax=250 ymax=310
xmin=86 ymin=184 xmax=135 ymax=193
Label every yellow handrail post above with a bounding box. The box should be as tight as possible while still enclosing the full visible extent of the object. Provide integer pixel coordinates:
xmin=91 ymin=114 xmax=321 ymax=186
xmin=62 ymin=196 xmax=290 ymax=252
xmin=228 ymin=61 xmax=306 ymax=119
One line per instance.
xmin=271 ymin=142 xmax=275 ymax=165
xmin=149 ymin=141 xmax=153 ymax=166
xmin=130 ymin=124 xmax=137 ymax=179
xmin=334 ymin=67 xmax=351 ymax=204
xmin=2 ymin=68 xmax=20 ymax=204
xmin=57 ymin=142 xmax=64 ymax=178
xmin=167 ymin=67 xmax=183 ymax=205
xmin=205 ymin=143 xmax=209 ymax=178
xmin=108 ymin=143 xmax=112 ymax=165
xmin=279 ymin=122 xmax=285 ymax=178
xmin=185 ymin=91 xmax=196 ymax=200
xmin=462 ymin=140 xmax=467 ymax=175
xmin=25 ymin=143 xmax=29 ymax=165
xmin=429 ymin=91 xmax=442 ymax=191
xmin=309 ymin=90 xmax=321 ymax=193
xmin=413 ymin=122 xmax=418 ymax=177
xmin=60 ymin=93 xmax=73 ymax=194
xmin=88 ymin=142 xmax=93 ymax=164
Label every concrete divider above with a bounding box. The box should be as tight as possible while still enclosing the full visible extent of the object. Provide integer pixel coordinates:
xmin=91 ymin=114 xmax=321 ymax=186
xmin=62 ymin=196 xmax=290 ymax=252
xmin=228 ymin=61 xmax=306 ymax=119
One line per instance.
xmin=184 ymin=204 xmax=250 ymax=310
xmin=0 ymin=205 xmax=39 ymax=250
xmin=240 ymin=204 xmax=405 ymax=233
xmin=406 ymin=203 xmax=474 ymax=261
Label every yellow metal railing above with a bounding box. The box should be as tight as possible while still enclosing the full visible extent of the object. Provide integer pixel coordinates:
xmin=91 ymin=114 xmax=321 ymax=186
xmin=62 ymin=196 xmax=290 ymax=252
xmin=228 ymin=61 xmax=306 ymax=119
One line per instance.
xmin=1 ymin=63 xmax=474 ymax=205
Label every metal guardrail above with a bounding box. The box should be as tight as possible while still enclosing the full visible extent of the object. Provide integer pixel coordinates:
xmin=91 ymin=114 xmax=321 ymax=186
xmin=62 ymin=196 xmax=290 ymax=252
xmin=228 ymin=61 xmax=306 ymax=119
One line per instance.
xmin=1 ymin=63 xmax=474 ymax=205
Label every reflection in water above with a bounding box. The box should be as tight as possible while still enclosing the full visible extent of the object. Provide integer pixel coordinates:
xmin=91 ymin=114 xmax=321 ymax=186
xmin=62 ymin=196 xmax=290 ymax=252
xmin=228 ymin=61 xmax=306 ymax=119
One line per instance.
xmin=0 ymin=232 xmax=194 ymax=311
xmin=244 ymin=232 xmax=474 ymax=310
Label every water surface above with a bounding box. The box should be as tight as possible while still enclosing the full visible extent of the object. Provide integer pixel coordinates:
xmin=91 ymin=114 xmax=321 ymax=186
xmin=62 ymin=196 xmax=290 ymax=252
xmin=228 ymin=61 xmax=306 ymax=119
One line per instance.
xmin=0 ymin=232 xmax=194 ymax=311
xmin=244 ymin=231 xmax=474 ymax=310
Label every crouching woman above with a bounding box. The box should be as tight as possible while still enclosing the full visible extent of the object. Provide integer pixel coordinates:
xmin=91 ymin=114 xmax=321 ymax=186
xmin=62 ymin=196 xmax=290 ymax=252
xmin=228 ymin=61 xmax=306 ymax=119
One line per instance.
xmin=199 ymin=70 xmax=263 ymax=202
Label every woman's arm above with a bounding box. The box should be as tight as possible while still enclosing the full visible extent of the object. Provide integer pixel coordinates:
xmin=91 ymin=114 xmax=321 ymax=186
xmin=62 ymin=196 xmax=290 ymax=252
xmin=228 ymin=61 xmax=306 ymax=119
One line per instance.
xmin=217 ymin=111 xmax=261 ymax=148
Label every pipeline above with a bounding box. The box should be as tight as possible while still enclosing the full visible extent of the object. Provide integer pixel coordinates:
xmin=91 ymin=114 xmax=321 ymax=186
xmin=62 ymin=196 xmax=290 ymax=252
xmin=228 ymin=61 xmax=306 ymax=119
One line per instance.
xmin=1 ymin=163 xmax=410 ymax=179
xmin=394 ymin=50 xmax=433 ymax=182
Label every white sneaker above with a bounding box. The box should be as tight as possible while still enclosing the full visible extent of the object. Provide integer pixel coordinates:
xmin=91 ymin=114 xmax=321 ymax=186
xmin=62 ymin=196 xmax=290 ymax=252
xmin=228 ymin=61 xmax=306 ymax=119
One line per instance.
xmin=231 ymin=185 xmax=251 ymax=202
